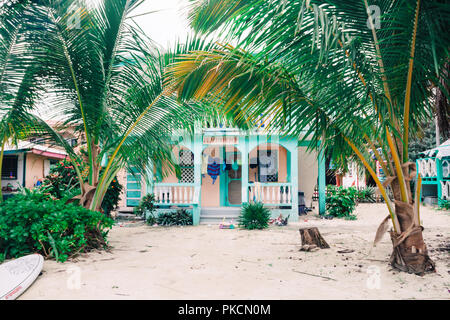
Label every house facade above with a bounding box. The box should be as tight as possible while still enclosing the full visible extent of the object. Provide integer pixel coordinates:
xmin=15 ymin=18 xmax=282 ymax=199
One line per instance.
xmin=415 ymin=139 xmax=450 ymax=205
xmin=117 ymin=125 xmax=327 ymax=225
xmin=1 ymin=141 xmax=67 ymax=200
xmin=1 ymin=121 xmax=79 ymax=200
xmin=340 ymin=161 xmax=367 ymax=188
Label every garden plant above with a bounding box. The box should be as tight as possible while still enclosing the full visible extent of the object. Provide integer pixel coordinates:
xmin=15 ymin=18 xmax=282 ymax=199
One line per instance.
xmin=0 ymin=189 xmax=114 ymax=262
xmin=239 ymin=202 xmax=271 ymax=230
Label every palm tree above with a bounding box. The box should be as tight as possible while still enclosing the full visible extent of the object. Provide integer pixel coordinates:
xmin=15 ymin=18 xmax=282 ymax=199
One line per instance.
xmin=167 ymin=0 xmax=450 ymax=274
xmin=13 ymin=0 xmax=205 ymax=211
xmin=0 ymin=1 xmax=53 ymax=201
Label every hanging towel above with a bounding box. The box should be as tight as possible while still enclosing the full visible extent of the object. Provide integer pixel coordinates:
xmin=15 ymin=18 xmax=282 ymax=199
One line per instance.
xmin=208 ymin=156 xmax=222 ymax=165
xmin=201 ymin=154 xmax=209 ymax=176
xmin=207 ymin=157 xmax=221 ymax=184
xmin=259 ymin=155 xmax=271 ymax=183
xmin=259 ymin=153 xmax=276 ymax=180
xmin=249 ymin=157 xmax=259 ymax=169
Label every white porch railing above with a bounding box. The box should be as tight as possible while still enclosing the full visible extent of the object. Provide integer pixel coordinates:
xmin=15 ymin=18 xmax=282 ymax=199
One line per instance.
xmin=248 ymin=183 xmax=292 ymax=205
xmin=417 ymin=158 xmax=437 ymax=178
xmin=153 ymin=183 xmax=198 ymax=205
xmin=441 ymin=180 xmax=450 ymax=200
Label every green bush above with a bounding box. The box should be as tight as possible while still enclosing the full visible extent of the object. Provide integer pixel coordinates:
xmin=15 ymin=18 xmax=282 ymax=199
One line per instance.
xmin=239 ymin=202 xmax=271 ymax=230
xmin=134 ymin=193 xmax=157 ymax=224
xmin=40 ymin=158 xmax=123 ymax=215
xmin=355 ymin=187 xmax=376 ymax=203
xmin=156 ymin=209 xmax=193 ymax=226
xmin=326 ymin=186 xmax=357 ymax=219
xmin=438 ymin=199 xmax=450 ymax=211
xmin=0 ymin=189 xmax=114 ymax=262
xmin=40 ymin=158 xmax=81 ymax=200
xmin=100 ymin=176 xmax=123 ymax=216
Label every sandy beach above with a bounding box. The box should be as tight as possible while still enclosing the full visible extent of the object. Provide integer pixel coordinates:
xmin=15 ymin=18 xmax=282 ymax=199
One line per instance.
xmin=20 ymin=203 xmax=450 ymax=300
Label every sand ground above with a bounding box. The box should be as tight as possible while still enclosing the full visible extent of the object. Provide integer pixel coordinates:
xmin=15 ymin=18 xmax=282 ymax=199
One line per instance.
xmin=20 ymin=203 xmax=450 ymax=300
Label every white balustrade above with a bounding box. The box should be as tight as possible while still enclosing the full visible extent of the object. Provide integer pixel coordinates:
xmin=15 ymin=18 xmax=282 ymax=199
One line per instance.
xmin=249 ymin=187 xmax=254 ymax=202
xmin=271 ymin=186 xmax=276 ymax=203
xmin=153 ymin=185 xmax=196 ymax=204
xmin=441 ymin=180 xmax=450 ymax=200
xmin=248 ymin=184 xmax=292 ymax=205
xmin=418 ymin=158 xmax=437 ymax=178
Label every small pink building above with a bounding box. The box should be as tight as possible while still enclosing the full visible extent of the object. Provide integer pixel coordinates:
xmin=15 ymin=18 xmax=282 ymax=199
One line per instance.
xmin=1 ymin=141 xmax=67 ymax=200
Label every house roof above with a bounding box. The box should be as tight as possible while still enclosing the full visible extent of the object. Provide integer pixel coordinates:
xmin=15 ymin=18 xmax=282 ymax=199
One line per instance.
xmin=419 ymin=139 xmax=450 ymax=159
xmin=4 ymin=141 xmax=67 ymax=159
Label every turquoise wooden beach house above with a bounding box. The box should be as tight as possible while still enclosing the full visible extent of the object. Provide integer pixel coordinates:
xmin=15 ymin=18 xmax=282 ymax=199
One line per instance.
xmin=415 ymin=139 xmax=450 ymax=205
xmin=118 ymin=122 xmax=326 ymax=225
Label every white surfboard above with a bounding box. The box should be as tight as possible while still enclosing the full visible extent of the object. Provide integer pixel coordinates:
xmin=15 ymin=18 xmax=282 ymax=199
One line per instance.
xmin=0 ymin=254 xmax=44 ymax=300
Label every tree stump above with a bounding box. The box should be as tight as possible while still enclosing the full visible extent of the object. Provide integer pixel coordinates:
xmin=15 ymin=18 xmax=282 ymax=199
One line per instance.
xmin=299 ymin=227 xmax=330 ymax=249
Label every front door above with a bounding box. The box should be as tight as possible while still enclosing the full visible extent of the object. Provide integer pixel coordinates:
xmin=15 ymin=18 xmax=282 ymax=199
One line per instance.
xmin=126 ymin=167 xmax=142 ymax=207
xmin=225 ymin=151 xmax=242 ymax=206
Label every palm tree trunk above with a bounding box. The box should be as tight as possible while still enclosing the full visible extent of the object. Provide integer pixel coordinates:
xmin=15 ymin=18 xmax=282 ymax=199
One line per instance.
xmin=74 ymin=143 xmax=101 ymax=210
xmin=67 ymin=146 xmax=99 ymax=210
xmin=435 ymin=61 xmax=450 ymax=141
xmin=388 ymin=174 xmax=435 ymax=275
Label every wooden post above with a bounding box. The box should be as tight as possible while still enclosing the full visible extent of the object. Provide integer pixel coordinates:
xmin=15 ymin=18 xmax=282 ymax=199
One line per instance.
xmin=436 ymin=157 xmax=443 ymax=205
xmin=192 ymin=131 xmax=203 ymax=225
xmin=318 ymin=144 xmax=326 ymax=215
xmin=241 ymin=135 xmax=249 ymax=204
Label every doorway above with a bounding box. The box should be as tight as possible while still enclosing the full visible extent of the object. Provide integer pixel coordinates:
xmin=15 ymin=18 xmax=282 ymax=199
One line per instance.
xmin=224 ymin=150 xmax=242 ymax=206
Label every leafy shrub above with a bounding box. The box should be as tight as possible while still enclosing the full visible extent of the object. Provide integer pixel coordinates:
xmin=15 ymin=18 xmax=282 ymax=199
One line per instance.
xmin=100 ymin=176 xmax=123 ymax=215
xmin=355 ymin=187 xmax=376 ymax=203
xmin=0 ymin=189 xmax=114 ymax=262
xmin=156 ymin=209 xmax=193 ymax=226
xmin=40 ymin=158 xmax=123 ymax=215
xmin=40 ymin=158 xmax=81 ymax=200
xmin=134 ymin=193 xmax=157 ymax=224
xmin=239 ymin=202 xmax=271 ymax=230
xmin=438 ymin=199 xmax=450 ymax=211
xmin=326 ymin=186 xmax=357 ymax=219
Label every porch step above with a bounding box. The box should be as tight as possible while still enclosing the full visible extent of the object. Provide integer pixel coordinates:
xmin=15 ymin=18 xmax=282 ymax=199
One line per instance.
xmin=200 ymin=207 xmax=241 ymax=224
xmin=200 ymin=215 xmax=240 ymax=225
xmin=115 ymin=212 xmax=144 ymax=222
xmin=118 ymin=206 xmax=136 ymax=213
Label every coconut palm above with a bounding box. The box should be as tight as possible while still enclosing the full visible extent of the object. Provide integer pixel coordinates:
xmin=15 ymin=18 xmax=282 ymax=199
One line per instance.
xmin=45 ymin=0 xmax=212 ymax=211
xmin=1 ymin=0 xmax=205 ymax=211
xmin=0 ymin=2 xmax=54 ymax=201
xmin=167 ymin=0 xmax=450 ymax=274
